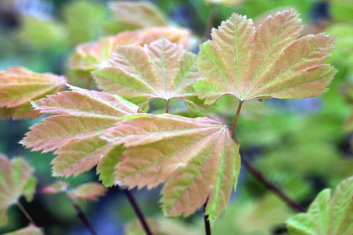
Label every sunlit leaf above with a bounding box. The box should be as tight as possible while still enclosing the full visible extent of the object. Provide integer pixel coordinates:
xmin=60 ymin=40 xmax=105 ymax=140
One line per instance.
xmin=205 ymin=0 xmax=244 ymax=6
xmin=68 ymin=183 xmax=106 ymax=201
xmin=287 ymin=176 xmax=353 ymax=235
xmin=0 ymin=155 xmax=37 ymax=226
xmin=0 ymin=67 xmax=66 ymax=119
xmin=1 ymin=225 xmax=44 ymax=235
xmin=93 ymin=39 xmax=200 ymax=110
xmin=109 ymin=1 xmax=167 ymax=28
xmin=195 ymin=9 xmax=336 ymax=104
xmin=21 ymin=85 xmax=141 ymax=177
xmin=103 ymin=114 xmax=241 ymax=222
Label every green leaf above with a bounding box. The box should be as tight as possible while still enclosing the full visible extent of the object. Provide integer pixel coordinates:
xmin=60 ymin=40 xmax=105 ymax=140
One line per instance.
xmin=0 ymin=156 xmax=36 ymax=226
xmin=287 ymin=176 xmax=353 ymax=235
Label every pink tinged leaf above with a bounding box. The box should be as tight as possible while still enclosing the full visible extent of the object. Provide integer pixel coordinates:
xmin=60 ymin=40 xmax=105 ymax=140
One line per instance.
xmin=41 ymin=181 xmax=69 ymax=194
xmin=195 ymin=9 xmax=336 ymax=103
xmin=93 ymin=39 xmax=200 ymax=109
xmin=68 ymin=183 xmax=106 ymax=201
xmin=0 ymin=156 xmax=37 ymax=226
xmin=103 ymin=114 xmax=241 ymax=221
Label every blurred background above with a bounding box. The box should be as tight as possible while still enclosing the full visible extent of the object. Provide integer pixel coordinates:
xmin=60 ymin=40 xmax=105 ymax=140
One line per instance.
xmin=1 ymin=0 xmax=353 ymax=234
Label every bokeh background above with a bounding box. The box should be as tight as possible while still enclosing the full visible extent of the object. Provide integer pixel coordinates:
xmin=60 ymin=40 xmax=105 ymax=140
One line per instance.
xmin=1 ymin=0 xmax=353 ymax=234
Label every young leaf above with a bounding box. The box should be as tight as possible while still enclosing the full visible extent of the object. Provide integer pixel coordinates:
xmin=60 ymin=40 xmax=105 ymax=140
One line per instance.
xmin=1 ymin=225 xmax=44 ymax=235
xmin=21 ymin=85 xmax=141 ymax=177
xmin=41 ymin=181 xmax=69 ymax=194
xmin=195 ymin=9 xmax=336 ymax=104
xmin=109 ymin=1 xmax=167 ymax=28
xmin=0 ymin=156 xmax=37 ymax=226
xmin=103 ymin=114 xmax=241 ymax=222
xmin=286 ymin=176 xmax=353 ymax=235
xmin=205 ymin=0 xmax=243 ymax=6
xmin=93 ymin=39 xmax=200 ymax=109
xmin=0 ymin=67 xmax=66 ymax=119
xmin=68 ymin=183 xmax=106 ymax=201
xmin=69 ymin=27 xmax=191 ymax=73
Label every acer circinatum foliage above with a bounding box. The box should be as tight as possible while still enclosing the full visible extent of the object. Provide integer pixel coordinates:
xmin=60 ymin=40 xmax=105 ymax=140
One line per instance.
xmin=42 ymin=181 xmax=106 ymax=201
xmin=195 ymin=9 xmax=337 ymax=104
xmin=2 ymin=225 xmax=43 ymax=235
xmin=0 ymin=156 xmax=36 ymax=226
xmin=103 ymin=114 xmax=240 ymax=222
xmin=69 ymin=27 xmax=190 ymax=73
xmin=21 ymin=85 xmax=141 ymax=179
xmin=286 ymin=176 xmax=353 ymax=235
xmin=93 ymin=38 xmax=199 ymax=109
xmin=0 ymin=67 xmax=66 ymax=119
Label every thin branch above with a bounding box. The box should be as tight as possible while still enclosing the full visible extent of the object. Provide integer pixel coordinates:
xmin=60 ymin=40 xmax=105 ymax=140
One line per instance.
xmin=16 ymin=202 xmax=37 ymax=226
xmin=165 ymin=99 xmax=169 ymax=113
xmin=230 ymin=100 xmax=305 ymax=213
xmin=242 ymin=157 xmax=305 ymax=212
xmin=71 ymin=200 xmax=98 ymax=235
xmin=123 ymin=189 xmax=153 ymax=235
xmin=230 ymin=100 xmax=244 ymax=135
xmin=203 ymin=202 xmax=212 ymax=235
xmin=203 ymin=4 xmax=217 ymax=41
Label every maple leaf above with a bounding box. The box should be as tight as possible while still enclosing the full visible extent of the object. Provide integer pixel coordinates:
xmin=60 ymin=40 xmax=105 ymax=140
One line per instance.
xmin=2 ymin=225 xmax=44 ymax=235
xmin=20 ymin=85 xmax=142 ymax=178
xmin=205 ymin=0 xmax=243 ymax=6
xmin=195 ymin=9 xmax=336 ymax=104
xmin=41 ymin=181 xmax=69 ymax=194
xmin=69 ymin=27 xmax=191 ymax=73
xmin=0 ymin=155 xmax=37 ymax=226
xmin=68 ymin=183 xmax=106 ymax=201
xmin=102 ymin=114 xmax=241 ymax=222
xmin=0 ymin=67 xmax=66 ymax=119
xmin=109 ymin=1 xmax=167 ymax=28
xmin=286 ymin=176 xmax=353 ymax=235
xmin=93 ymin=39 xmax=200 ymax=110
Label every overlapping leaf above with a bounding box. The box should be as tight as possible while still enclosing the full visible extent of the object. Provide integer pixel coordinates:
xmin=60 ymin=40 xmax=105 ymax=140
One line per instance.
xmin=102 ymin=114 xmax=241 ymax=222
xmin=0 ymin=155 xmax=37 ymax=226
xmin=195 ymin=9 xmax=336 ymax=104
xmin=21 ymin=85 xmax=141 ymax=179
xmin=69 ymin=27 xmax=191 ymax=73
xmin=0 ymin=67 xmax=66 ymax=119
xmin=2 ymin=225 xmax=44 ymax=235
xmin=286 ymin=176 xmax=353 ymax=235
xmin=93 ymin=39 xmax=200 ymax=110
xmin=109 ymin=1 xmax=167 ymax=28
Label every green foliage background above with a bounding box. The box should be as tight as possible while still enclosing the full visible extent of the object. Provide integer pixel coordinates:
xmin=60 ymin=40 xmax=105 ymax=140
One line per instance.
xmin=1 ymin=0 xmax=353 ymax=234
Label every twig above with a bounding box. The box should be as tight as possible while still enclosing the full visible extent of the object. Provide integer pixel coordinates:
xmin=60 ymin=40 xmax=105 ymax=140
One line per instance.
xmin=165 ymin=100 xmax=169 ymax=113
xmin=242 ymin=157 xmax=305 ymax=212
xmin=230 ymin=101 xmax=305 ymax=213
xmin=71 ymin=200 xmax=98 ymax=235
xmin=203 ymin=4 xmax=217 ymax=41
xmin=16 ymin=202 xmax=37 ymax=226
xmin=203 ymin=202 xmax=212 ymax=235
xmin=123 ymin=189 xmax=153 ymax=235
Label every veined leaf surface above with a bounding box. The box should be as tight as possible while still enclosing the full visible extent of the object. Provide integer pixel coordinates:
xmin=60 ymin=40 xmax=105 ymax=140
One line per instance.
xmin=21 ymin=85 xmax=140 ymax=178
xmin=0 ymin=67 xmax=66 ymax=119
xmin=195 ymin=9 xmax=336 ymax=104
xmin=103 ymin=114 xmax=241 ymax=222
xmin=93 ymin=39 xmax=200 ymax=109
xmin=287 ymin=176 xmax=353 ymax=235
xmin=0 ymin=156 xmax=37 ymax=226
xmin=69 ymin=27 xmax=191 ymax=73
xmin=109 ymin=1 xmax=167 ymax=28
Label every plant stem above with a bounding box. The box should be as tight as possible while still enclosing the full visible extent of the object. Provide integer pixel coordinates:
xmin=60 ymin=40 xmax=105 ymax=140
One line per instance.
xmin=203 ymin=4 xmax=217 ymax=41
xmin=16 ymin=202 xmax=37 ymax=226
xmin=84 ymin=78 xmax=93 ymax=90
xmin=123 ymin=189 xmax=153 ymax=235
xmin=242 ymin=157 xmax=305 ymax=212
xmin=203 ymin=203 xmax=212 ymax=235
xmin=230 ymin=100 xmax=244 ymax=135
xmin=230 ymin=101 xmax=305 ymax=213
xmin=165 ymin=100 xmax=169 ymax=113
xmin=71 ymin=200 xmax=98 ymax=235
